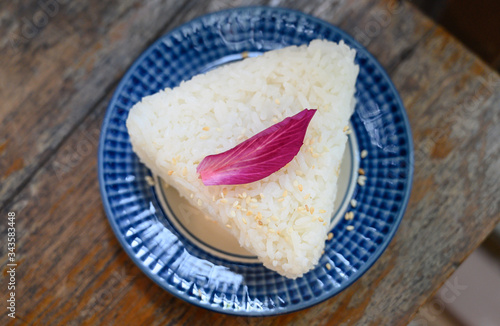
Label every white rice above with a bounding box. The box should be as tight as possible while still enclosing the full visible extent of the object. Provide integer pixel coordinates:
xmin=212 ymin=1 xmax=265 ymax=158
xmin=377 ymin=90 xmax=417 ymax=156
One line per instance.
xmin=126 ymin=40 xmax=359 ymax=278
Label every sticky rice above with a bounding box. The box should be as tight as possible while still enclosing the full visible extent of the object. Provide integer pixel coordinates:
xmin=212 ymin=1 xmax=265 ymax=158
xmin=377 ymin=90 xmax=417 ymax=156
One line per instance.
xmin=126 ymin=40 xmax=359 ymax=278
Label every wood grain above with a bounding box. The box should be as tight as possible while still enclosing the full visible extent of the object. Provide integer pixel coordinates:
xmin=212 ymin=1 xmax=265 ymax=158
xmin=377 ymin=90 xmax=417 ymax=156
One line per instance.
xmin=1 ymin=0 xmax=499 ymax=325
xmin=0 ymin=0 xmax=189 ymax=208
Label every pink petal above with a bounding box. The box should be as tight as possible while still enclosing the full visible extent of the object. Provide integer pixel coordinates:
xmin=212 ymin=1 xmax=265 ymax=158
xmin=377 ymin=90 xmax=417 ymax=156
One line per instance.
xmin=197 ymin=109 xmax=317 ymax=186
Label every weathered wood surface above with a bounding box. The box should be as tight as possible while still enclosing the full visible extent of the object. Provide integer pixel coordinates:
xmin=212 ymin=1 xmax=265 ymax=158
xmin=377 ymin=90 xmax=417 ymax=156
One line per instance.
xmin=1 ymin=0 xmax=499 ymax=325
xmin=0 ymin=0 xmax=191 ymax=208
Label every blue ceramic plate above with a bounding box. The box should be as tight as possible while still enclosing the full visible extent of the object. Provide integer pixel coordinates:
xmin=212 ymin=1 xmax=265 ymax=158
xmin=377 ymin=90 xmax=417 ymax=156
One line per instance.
xmin=98 ymin=7 xmax=413 ymax=316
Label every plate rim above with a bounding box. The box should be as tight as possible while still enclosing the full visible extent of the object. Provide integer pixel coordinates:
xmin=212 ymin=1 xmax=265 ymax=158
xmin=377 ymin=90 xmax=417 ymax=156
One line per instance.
xmin=98 ymin=5 xmax=414 ymax=316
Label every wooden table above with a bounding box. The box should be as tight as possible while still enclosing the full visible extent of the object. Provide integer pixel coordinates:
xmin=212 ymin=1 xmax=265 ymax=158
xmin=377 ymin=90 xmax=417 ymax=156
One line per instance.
xmin=1 ymin=0 xmax=499 ymax=325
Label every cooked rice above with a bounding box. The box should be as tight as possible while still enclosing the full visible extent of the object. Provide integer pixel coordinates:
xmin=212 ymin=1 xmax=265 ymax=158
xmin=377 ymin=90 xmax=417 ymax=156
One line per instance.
xmin=126 ymin=39 xmax=358 ymax=278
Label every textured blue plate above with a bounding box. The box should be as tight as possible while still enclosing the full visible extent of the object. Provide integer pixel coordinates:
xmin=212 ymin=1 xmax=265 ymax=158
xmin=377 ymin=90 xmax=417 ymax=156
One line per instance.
xmin=98 ymin=7 xmax=413 ymax=316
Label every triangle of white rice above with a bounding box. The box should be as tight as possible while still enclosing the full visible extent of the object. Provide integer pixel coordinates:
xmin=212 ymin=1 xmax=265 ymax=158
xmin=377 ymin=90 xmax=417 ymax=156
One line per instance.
xmin=127 ymin=40 xmax=359 ymax=278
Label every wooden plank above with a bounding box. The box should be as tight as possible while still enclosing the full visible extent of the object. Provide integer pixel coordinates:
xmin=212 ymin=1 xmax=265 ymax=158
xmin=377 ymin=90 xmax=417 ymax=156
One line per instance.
xmin=340 ymin=1 xmax=436 ymax=72
xmin=1 ymin=0 xmax=499 ymax=325
xmin=0 ymin=0 xmax=190 ymax=208
xmin=385 ymin=24 xmax=500 ymax=325
xmin=0 ymin=98 xmax=108 ymax=324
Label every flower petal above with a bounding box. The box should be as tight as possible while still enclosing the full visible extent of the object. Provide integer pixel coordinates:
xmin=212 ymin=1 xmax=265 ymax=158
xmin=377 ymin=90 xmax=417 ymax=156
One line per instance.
xmin=197 ymin=109 xmax=316 ymax=185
